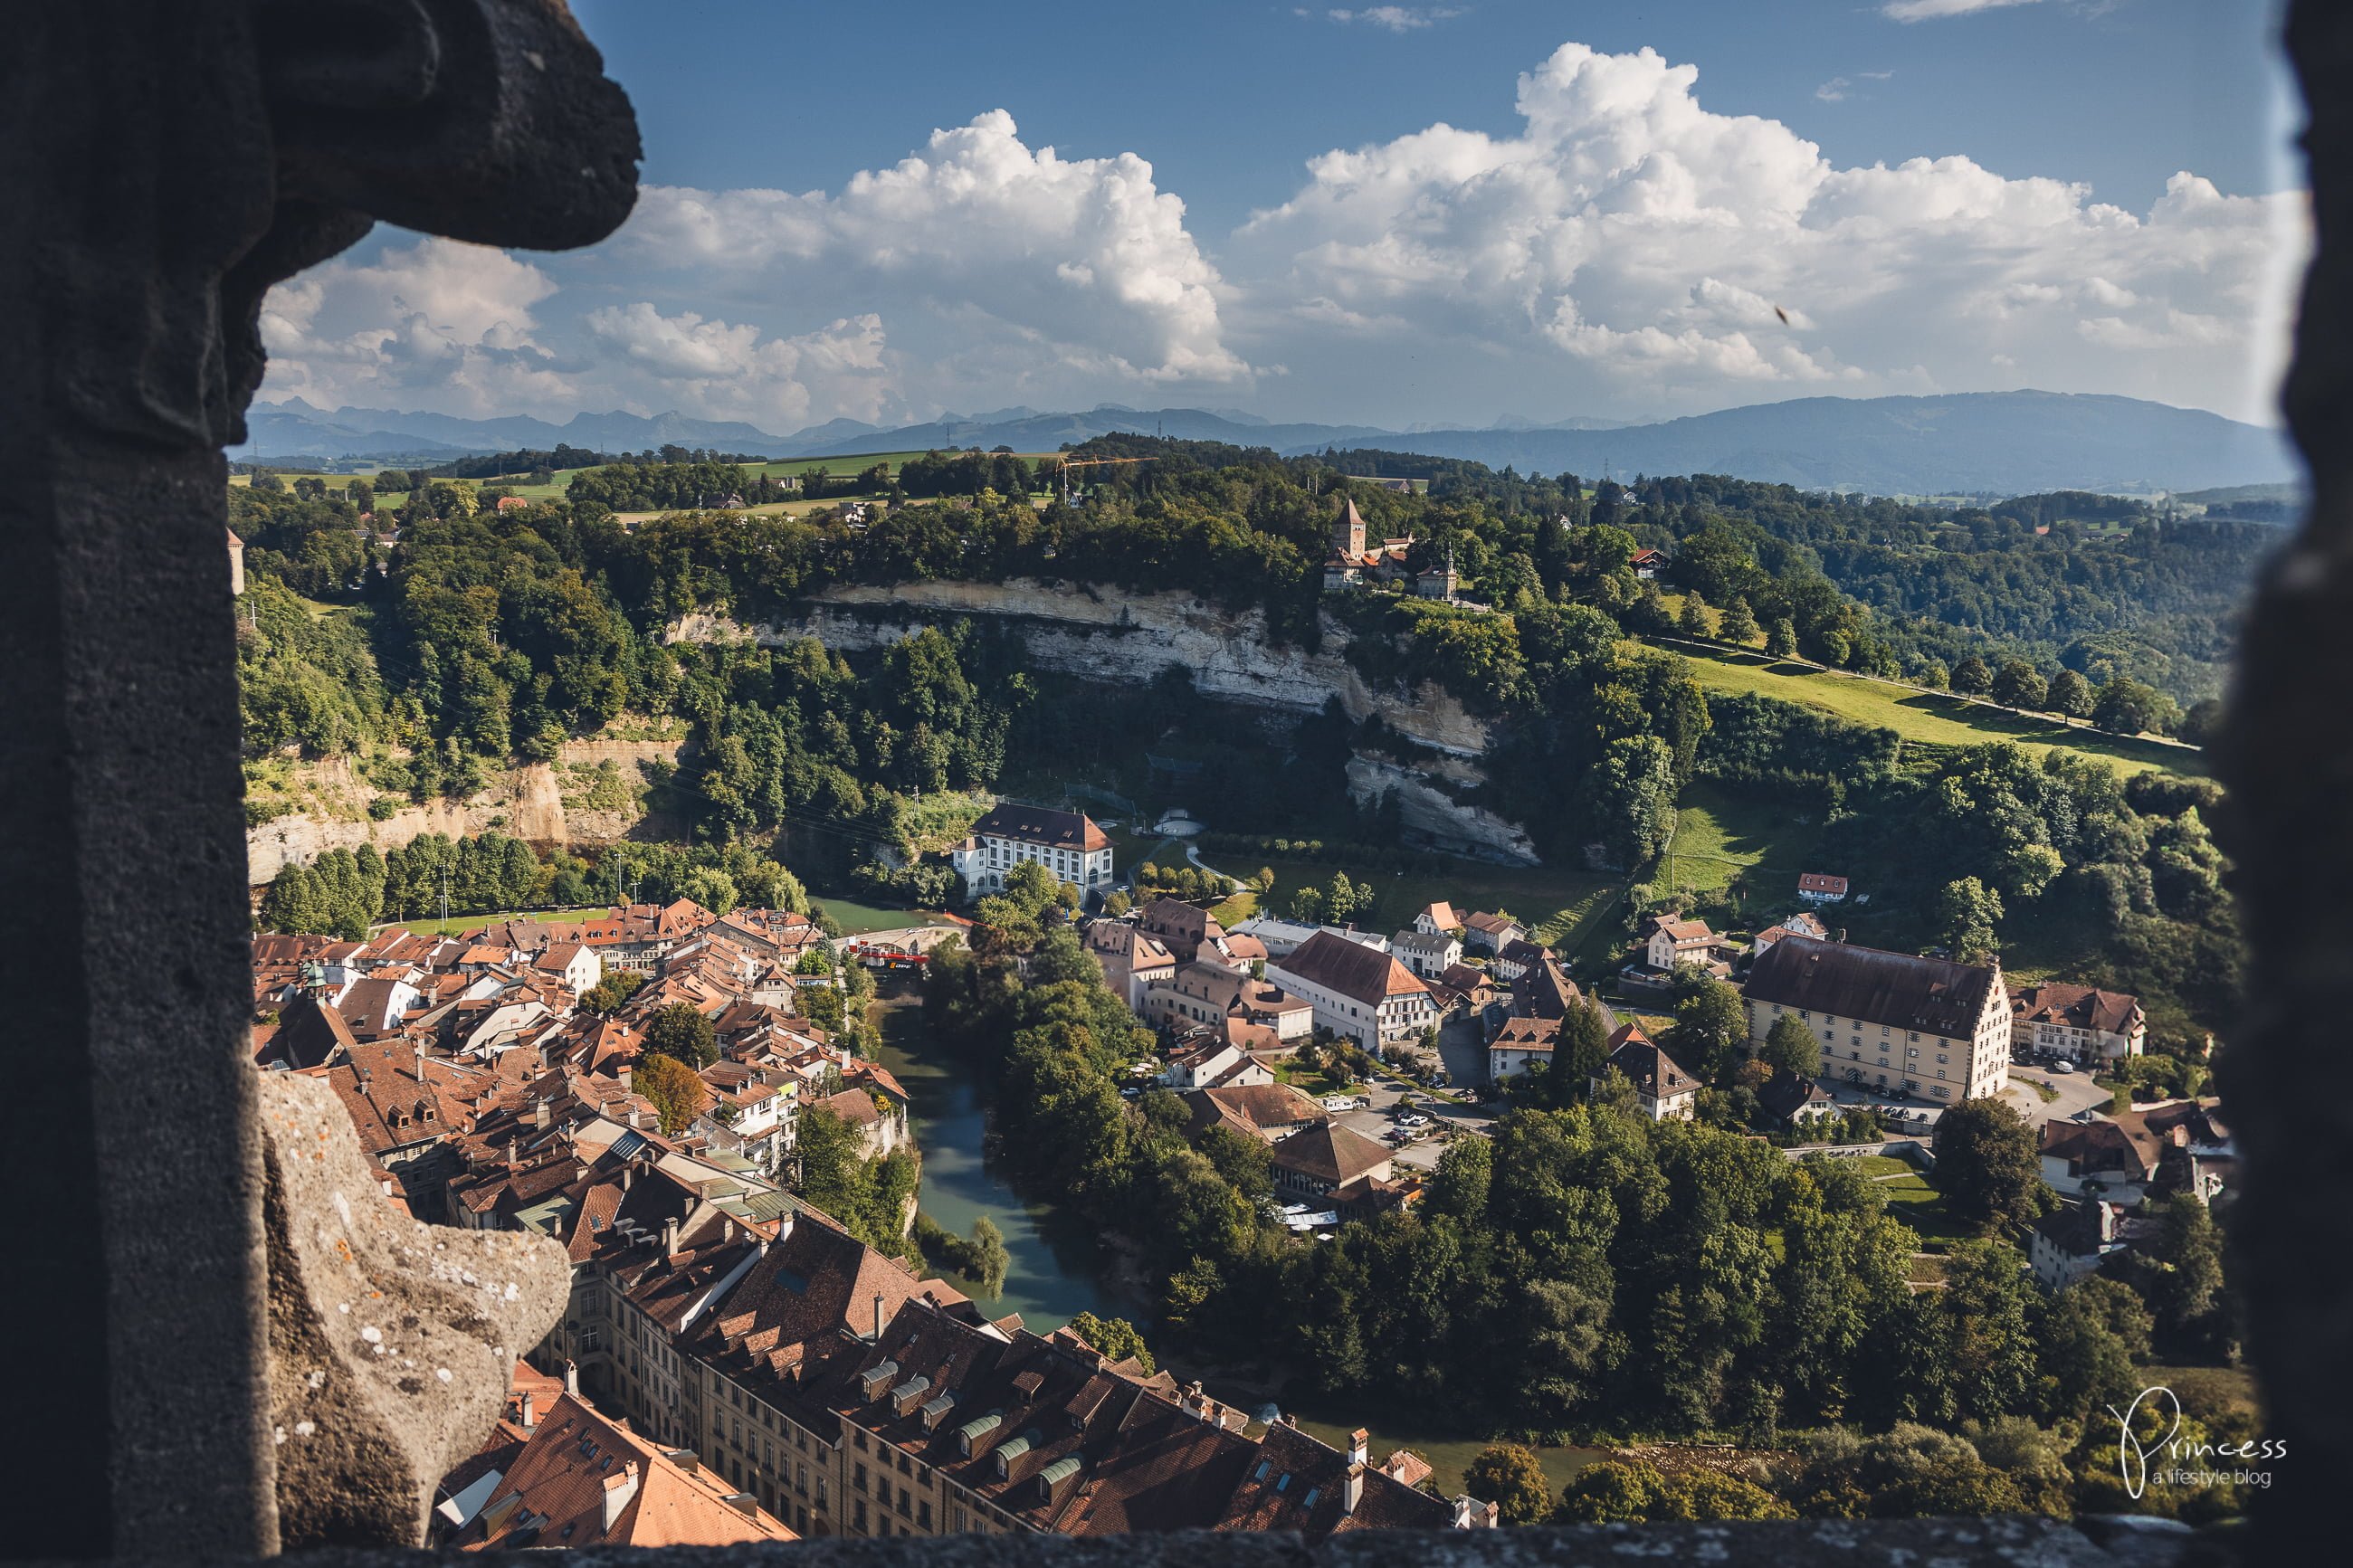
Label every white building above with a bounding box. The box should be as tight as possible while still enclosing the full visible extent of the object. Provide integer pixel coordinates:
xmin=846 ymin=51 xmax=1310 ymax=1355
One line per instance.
xmin=1741 ymin=936 xmax=2010 ymax=1106
xmin=950 ymin=803 xmax=1113 ymax=898
xmin=2009 ymin=982 xmax=2147 ymax=1064
xmin=1266 ymin=930 xmax=1436 ymax=1052
xmin=1389 ymin=928 xmax=1462 ymax=979
xmin=1228 ymin=915 xmax=1387 ymax=962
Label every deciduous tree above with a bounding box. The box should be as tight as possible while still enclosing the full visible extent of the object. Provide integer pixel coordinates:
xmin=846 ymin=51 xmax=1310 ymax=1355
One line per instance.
xmin=1930 ymin=1098 xmax=2043 ymax=1234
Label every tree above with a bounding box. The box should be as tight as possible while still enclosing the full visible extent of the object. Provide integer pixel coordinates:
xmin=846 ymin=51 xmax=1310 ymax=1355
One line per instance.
xmin=1428 ymin=1136 xmax=1492 ymax=1221
xmin=1671 ymin=976 xmax=1749 ymax=1080
xmin=1676 ymin=594 xmax=1713 ymax=637
xmin=2130 ymin=1193 xmax=2232 ymax=1356
xmin=1990 ymin=660 xmax=2048 ymax=711
xmin=644 ymin=1002 xmax=718 ymax=1068
xmin=1951 ymin=656 xmax=1994 ymax=696
xmin=1653 ymin=1471 xmax=1796 ymax=1521
xmin=635 ymin=1052 xmax=708 ymax=1136
xmin=966 ymin=1216 xmax=1012 ymax=1298
xmin=1761 ymin=1012 xmax=1822 ymax=1079
xmin=2092 ymin=676 xmax=2167 ymax=736
xmin=2046 ymin=668 xmax=2095 ymax=718
xmin=1068 ymin=1311 xmax=1156 ymax=1374
xmin=2037 ymin=1276 xmax=2151 ymax=1422
xmin=1558 ymin=996 xmax=1612 ymax=1085
xmin=1934 ymin=877 xmax=2005 ymax=963
xmin=582 ymin=971 xmax=647 ymax=1014
xmin=1718 ymin=595 xmax=1758 ymax=646
xmin=1765 ymin=617 xmax=1798 ymax=658
xmin=1931 ymin=1098 xmax=2044 ymax=1233
xmin=1556 ymin=1459 xmax=1665 ymax=1523
xmin=2176 ymin=697 xmax=2224 ymax=746
xmin=1463 ymin=1443 xmax=1552 ymax=1525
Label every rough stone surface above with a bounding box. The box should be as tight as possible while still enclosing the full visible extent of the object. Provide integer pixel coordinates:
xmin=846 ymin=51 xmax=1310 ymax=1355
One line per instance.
xmin=1 ymin=2 xmax=637 ymax=1556
xmin=258 ymin=1074 xmax=571 ymax=1548
xmin=2214 ymin=0 xmax=2344 ymax=1557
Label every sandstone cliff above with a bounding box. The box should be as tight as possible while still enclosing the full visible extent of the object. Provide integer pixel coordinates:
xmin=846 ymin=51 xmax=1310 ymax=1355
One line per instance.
xmin=670 ymin=578 xmax=1493 ymax=759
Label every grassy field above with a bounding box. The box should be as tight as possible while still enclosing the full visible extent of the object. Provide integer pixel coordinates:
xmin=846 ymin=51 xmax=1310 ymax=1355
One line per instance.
xmin=1196 ymin=852 xmax=1623 ymax=954
xmin=1662 ymin=780 xmax=1826 ymax=899
xmin=805 ymin=894 xmax=948 ymax=936
xmin=1661 ymin=641 xmax=2204 ymax=778
xmin=1870 ymin=1165 xmax=1977 ymax=1248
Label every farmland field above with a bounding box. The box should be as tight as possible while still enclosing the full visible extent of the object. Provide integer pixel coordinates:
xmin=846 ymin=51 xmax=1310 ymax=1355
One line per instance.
xmin=1660 ymin=639 xmax=2204 ymax=778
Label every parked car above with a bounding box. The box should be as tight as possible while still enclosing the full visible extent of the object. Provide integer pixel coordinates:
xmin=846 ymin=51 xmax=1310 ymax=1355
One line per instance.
xmin=1395 ymin=1112 xmax=1431 ymax=1128
xmin=2051 ymin=1060 xmax=2076 ymax=1075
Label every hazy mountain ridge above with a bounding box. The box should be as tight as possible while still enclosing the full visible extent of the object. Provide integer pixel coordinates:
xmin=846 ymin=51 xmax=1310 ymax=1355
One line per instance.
xmin=236 ymin=391 xmax=2301 ymax=495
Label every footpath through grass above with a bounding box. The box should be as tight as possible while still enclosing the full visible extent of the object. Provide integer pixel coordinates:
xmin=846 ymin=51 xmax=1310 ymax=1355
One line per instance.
xmin=1660 ymin=639 xmax=2204 ymax=778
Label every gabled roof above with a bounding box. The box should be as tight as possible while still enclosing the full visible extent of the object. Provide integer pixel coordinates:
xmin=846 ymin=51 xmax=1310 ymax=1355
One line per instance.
xmin=462 ymin=1392 xmax=793 ymax=1549
xmin=1269 ymin=1123 xmax=1393 ymax=1186
xmin=1420 ymin=901 xmax=1460 ymax=930
xmin=1601 ymin=1022 xmax=1700 ymax=1101
xmin=1186 ymin=1083 xmax=1327 ymax=1138
xmin=1744 ymin=936 xmax=1997 ymax=1038
xmin=971 ymin=803 xmax=1110 ymax=852
xmin=1462 ymin=911 xmax=1520 ymax=936
xmin=1492 ymin=1016 xmax=1560 ymax=1052
xmin=1273 ymin=931 xmax=1428 ymax=1006
xmin=1798 ymin=873 xmax=1851 ymax=896
xmin=2010 ymin=981 xmax=2144 ymax=1036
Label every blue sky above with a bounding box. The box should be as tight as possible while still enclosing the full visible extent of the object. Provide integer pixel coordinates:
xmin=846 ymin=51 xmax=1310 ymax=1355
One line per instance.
xmin=257 ymin=0 xmax=2307 ymax=432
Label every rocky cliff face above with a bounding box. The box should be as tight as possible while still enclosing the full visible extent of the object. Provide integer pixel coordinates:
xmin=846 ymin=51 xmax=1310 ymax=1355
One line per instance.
xmin=1345 ymin=755 xmax=1539 ymax=868
xmin=672 ymin=579 xmax=1493 ymax=758
xmin=244 ymin=738 xmax=682 ymax=886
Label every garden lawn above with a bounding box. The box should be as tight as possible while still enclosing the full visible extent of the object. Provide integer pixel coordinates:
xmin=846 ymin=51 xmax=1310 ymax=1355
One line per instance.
xmin=1662 ymin=780 xmax=1825 ymax=896
xmin=1662 ymin=641 xmax=2204 ymax=778
xmin=1872 ymin=1168 xmax=1977 ymax=1248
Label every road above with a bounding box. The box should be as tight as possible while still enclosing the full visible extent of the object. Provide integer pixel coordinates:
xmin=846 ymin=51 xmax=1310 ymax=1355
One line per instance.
xmin=1996 ymin=1063 xmax=2111 ymax=1130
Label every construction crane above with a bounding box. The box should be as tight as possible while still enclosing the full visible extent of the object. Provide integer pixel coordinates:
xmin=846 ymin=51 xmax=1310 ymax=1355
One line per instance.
xmin=1046 ymin=453 xmax=1152 ymax=503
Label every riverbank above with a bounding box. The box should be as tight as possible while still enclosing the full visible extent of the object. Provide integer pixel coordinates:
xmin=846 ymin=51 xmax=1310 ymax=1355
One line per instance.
xmin=870 ymin=997 xmax=1140 ymax=1332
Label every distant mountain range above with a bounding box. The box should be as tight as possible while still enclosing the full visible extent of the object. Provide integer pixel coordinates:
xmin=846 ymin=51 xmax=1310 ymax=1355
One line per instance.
xmin=236 ymin=391 xmax=2301 ymax=496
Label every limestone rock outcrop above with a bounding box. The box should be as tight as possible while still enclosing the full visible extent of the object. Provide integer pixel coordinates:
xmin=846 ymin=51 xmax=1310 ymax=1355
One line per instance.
xmin=257 ymin=1073 xmax=570 ymax=1547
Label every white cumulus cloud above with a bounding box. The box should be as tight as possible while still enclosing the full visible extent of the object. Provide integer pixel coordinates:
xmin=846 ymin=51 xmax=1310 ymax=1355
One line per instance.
xmin=1228 ymin=43 xmax=2302 ymax=423
xmin=1316 ymin=6 xmax=1462 ymax=32
xmin=621 ymin=110 xmax=1250 ymax=394
xmin=1883 ymin=0 xmax=2044 ymax=21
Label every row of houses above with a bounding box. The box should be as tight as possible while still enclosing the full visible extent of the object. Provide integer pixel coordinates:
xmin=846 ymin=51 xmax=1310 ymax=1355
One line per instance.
xmin=462 ymin=1117 xmax=1492 ymax=1544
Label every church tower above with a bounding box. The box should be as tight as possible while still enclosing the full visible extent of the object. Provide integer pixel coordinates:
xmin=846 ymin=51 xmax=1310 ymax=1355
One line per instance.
xmin=1333 ymin=497 xmax=1367 ymax=561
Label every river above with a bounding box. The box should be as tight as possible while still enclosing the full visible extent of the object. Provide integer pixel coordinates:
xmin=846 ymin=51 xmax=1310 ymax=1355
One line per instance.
xmin=871 ymin=998 xmax=1134 ymax=1332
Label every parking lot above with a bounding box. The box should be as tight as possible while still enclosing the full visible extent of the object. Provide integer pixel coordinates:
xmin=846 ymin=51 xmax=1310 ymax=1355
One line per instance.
xmin=1998 ymin=1060 xmax=2113 ymax=1129
xmin=1316 ymin=1072 xmax=1497 ymax=1173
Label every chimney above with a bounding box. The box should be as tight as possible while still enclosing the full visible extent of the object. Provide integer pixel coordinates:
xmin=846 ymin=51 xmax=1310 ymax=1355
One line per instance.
xmin=563 ymin=1359 xmax=579 ymax=1397
xmin=620 ymin=1165 xmax=633 ymax=1192
xmin=1281 ymin=1413 xmax=1298 ymax=1429
xmin=534 ymin=1097 xmax=551 ymax=1129
xmin=872 ymin=1291 xmax=887 ymax=1342
xmin=1343 ymin=1467 xmax=1364 ymax=1516
xmin=414 ymin=1042 xmax=427 ymax=1082
xmin=519 ymin=1391 xmax=536 ymax=1430
xmin=661 ymin=1215 xmax=680 ymax=1256
xmin=601 ymin=1462 xmax=640 ymax=1529
xmin=1348 ymin=1428 xmax=1369 ymax=1468
xmin=626 ymin=1105 xmax=641 ymax=1129
xmin=1453 ymin=1495 xmax=1497 ymax=1529
xmin=506 ymin=1137 xmax=519 ymax=1168
xmin=617 ymin=1061 xmax=633 ymax=1089
xmin=720 ymin=1491 xmax=759 ymax=1519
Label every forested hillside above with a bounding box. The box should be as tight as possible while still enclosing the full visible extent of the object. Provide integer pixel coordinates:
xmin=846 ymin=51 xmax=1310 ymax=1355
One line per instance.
xmin=232 ymin=435 xmax=2248 ymax=1034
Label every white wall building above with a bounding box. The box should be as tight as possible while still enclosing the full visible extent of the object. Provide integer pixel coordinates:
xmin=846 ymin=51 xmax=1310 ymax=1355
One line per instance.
xmin=950 ymin=803 xmax=1113 ymax=898
xmin=1266 ymin=930 xmax=1436 ymax=1052
xmin=1742 ymin=936 xmax=2010 ymax=1106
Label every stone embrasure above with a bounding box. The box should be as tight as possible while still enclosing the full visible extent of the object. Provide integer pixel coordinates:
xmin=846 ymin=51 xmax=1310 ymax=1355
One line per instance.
xmin=258 ymin=1075 xmax=571 ymax=1549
